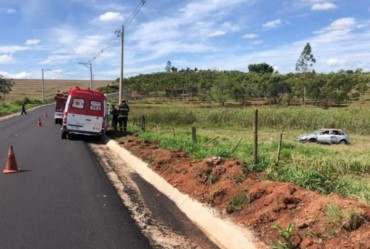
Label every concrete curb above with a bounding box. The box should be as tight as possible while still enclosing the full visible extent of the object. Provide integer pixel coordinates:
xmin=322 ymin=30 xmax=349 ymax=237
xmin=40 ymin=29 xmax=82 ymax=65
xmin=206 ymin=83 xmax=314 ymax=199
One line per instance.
xmin=106 ymin=139 xmax=259 ymax=249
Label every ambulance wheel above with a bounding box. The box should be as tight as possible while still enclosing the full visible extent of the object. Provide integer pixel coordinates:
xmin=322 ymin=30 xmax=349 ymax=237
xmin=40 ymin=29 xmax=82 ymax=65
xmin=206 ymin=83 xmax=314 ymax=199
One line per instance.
xmin=96 ymin=135 xmax=103 ymax=142
xmin=61 ymin=131 xmax=67 ymax=139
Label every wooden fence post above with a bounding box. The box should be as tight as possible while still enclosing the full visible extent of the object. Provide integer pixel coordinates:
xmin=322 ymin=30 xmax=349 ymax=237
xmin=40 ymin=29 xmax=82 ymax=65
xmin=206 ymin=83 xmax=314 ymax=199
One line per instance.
xmin=277 ymin=132 xmax=283 ymax=164
xmin=253 ymin=109 xmax=258 ymax=164
xmin=141 ymin=115 xmax=146 ymax=132
xmin=192 ymin=126 xmax=197 ymax=143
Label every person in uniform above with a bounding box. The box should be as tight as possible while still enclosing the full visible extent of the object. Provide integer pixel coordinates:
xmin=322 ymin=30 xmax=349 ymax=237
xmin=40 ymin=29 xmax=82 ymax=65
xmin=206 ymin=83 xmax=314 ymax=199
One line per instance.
xmin=118 ymin=99 xmax=130 ymax=132
xmin=110 ymin=104 xmax=119 ymax=132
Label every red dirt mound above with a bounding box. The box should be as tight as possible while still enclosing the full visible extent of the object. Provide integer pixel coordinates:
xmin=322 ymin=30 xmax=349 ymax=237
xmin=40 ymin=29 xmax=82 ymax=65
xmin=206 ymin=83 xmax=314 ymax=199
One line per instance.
xmin=119 ymin=135 xmax=370 ymax=249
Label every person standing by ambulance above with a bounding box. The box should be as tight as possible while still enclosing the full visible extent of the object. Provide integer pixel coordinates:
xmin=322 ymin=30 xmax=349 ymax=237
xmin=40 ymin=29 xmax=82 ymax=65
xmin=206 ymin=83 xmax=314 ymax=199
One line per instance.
xmin=118 ymin=99 xmax=130 ymax=133
xmin=110 ymin=104 xmax=119 ymax=132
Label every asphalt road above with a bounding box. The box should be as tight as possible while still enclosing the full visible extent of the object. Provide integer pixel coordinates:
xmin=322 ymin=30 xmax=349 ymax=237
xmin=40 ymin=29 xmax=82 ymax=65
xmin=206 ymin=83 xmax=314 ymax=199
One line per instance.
xmin=0 ymin=105 xmax=152 ymax=249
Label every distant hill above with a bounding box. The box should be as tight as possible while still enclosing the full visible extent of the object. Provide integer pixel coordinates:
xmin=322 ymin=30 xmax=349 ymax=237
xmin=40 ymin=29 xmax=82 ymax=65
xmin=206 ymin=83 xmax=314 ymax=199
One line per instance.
xmin=6 ymin=79 xmax=114 ymax=101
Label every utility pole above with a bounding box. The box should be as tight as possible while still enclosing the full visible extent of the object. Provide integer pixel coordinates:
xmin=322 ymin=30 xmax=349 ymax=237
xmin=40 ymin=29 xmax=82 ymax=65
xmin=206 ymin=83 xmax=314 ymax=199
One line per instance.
xmin=41 ymin=68 xmax=51 ymax=101
xmin=78 ymin=62 xmax=93 ymax=89
xmin=119 ymin=25 xmax=124 ymax=103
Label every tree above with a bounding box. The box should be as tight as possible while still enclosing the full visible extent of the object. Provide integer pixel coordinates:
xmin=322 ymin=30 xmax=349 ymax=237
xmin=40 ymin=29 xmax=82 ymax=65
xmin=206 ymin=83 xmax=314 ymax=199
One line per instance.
xmin=165 ymin=61 xmax=172 ymax=72
xmin=248 ymin=63 xmax=274 ymax=74
xmin=211 ymin=73 xmax=230 ymax=106
xmin=295 ymin=43 xmax=316 ymax=105
xmin=295 ymin=43 xmax=316 ymax=73
xmin=265 ymin=75 xmax=292 ymax=105
xmin=0 ymin=75 xmax=15 ymax=99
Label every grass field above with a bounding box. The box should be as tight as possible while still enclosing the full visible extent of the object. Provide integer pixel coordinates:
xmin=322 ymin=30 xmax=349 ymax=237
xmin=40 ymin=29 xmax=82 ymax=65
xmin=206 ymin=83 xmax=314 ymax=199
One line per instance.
xmin=126 ymin=103 xmax=370 ymax=203
xmin=5 ymin=79 xmax=113 ymax=101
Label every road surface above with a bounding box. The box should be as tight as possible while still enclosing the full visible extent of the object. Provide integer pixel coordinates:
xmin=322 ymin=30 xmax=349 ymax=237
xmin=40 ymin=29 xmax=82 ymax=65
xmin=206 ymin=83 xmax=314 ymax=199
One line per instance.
xmin=0 ymin=105 xmax=152 ymax=249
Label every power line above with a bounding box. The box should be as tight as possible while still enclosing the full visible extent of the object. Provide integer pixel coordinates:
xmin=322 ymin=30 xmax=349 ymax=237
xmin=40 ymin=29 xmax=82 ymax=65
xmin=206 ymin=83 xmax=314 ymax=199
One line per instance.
xmin=87 ymin=0 xmax=146 ymax=63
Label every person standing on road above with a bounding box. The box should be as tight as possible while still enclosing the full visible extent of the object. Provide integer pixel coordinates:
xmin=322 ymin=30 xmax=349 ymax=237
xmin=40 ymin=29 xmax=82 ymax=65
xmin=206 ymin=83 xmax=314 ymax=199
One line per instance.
xmin=110 ymin=104 xmax=119 ymax=132
xmin=118 ymin=99 xmax=130 ymax=133
xmin=21 ymin=101 xmax=27 ymax=115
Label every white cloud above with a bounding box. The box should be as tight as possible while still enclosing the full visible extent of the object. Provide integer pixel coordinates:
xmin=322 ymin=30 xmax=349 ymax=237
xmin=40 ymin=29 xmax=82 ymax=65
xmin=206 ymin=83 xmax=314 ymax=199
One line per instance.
xmin=99 ymin=12 xmax=123 ymax=22
xmin=128 ymin=0 xmax=254 ymax=61
xmin=242 ymin=33 xmax=258 ymax=39
xmin=326 ymin=58 xmax=346 ymax=66
xmin=7 ymin=72 xmax=33 ymax=79
xmin=208 ymin=22 xmax=239 ymax=37
xmin=25 ymin=39 xmax=41 ymax=45
xmin=180 ymin=0 xmax=253 ymax=19
xmin=220 ymin=22 xmax=240 ymax=32
xmin=249 ymin=40 xmax=264 ymax=45
xmin=0 ymin=71 xmax=32 ymax=79
xmin=39 ymin=54 xmax=73 ymax=65
xmin=314 ymin=18 xmax=357 ymax=38
xmin=74 ymin=35 xmax=106 ymax=57
xmin=52 ymin=26 xmax=79 ymax=47
xmin=0 ymin=54 xmax=14 ymax=64
xmin=262 ymin=19 xmax=282 ymax=29
xmin=0 ymin=46 xmax=28 ymax=53
xmin=50 ymin=26 xmax=111 ymax=59
xmin=311 ymin=2 xmax=337 ymax=11
xmin=325 ymin=17 xmax=357 ymax=31
xmin=208 ymin=30 xmax=227 ymax=37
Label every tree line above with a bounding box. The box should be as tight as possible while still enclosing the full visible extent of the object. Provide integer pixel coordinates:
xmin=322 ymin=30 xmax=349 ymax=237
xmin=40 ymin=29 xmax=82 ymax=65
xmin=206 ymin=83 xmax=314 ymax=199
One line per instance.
xmin=118 ymin=43 xmax=369 ymax=107
xmin=120 ymin=69 xmax=368 ymax=107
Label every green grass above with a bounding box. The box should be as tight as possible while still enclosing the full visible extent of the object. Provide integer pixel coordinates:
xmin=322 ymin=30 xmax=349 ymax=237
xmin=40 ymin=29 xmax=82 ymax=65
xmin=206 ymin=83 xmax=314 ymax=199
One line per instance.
xmin=129 ymin=103 xmax=370 ymax=135
xmin=0 ymin=97 xmax=46 ymax=116
xmin=227 ymin=191 xmax=250 ymax=213
xmin=325 ymin=202 xmax=343 ymax=224
xmin=127 ymin=112 xmax=370 ymax=203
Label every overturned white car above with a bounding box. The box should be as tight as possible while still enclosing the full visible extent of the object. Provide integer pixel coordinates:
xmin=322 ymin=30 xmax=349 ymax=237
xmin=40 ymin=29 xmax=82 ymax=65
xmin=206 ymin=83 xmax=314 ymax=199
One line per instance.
xmin=298 ymin=128 xmax=349 ymax=144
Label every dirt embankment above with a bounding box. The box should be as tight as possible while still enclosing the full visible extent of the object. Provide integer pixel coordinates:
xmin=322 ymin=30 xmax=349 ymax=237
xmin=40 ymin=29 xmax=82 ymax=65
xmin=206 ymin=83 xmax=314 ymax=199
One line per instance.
xmin=119 ymin=135 xmax=370 ymax=249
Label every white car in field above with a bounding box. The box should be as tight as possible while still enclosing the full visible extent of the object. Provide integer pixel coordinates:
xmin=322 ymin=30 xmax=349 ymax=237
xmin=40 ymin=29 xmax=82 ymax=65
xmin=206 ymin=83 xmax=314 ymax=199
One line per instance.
xmin=298 ymin=128 xmax=349 ymax=144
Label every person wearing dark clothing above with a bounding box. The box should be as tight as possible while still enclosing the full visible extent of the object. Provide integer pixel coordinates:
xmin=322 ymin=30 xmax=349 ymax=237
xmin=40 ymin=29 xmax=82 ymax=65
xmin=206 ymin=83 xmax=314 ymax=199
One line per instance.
xmin=110 ymin=104 xmax=119 ymax=131
xmin=118 ymin=99 xmax=130 ymax=132
xmin=21 ymin=102 xmax=27 ymax=115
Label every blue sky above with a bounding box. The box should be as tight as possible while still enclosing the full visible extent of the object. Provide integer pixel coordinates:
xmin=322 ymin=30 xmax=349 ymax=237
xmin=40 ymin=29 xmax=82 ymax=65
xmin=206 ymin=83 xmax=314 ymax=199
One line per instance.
xmin=0 ymin=0 xmax=369 ymax=80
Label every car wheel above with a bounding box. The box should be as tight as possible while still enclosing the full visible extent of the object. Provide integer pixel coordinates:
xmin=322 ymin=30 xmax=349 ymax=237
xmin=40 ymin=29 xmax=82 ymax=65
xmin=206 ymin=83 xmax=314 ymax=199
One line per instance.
xmin=339 ymin=140 xmax=348 ymax=144
xmin=308 ymin=138 xmax=317 ymax=143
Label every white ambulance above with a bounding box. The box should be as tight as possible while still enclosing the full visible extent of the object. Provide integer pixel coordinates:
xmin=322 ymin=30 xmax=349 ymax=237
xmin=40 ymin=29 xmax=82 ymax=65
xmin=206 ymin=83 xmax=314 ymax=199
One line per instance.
xmin=61 ymin=87 xmax=108 ymax=140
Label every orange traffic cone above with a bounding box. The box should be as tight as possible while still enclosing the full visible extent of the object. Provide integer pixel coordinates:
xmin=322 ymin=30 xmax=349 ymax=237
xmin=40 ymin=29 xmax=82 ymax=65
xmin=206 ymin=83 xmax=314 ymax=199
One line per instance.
xmin=3 ymin=145 xmax=20 ymax=174
xmin=37 ymin=117 xmax=42 ymax=127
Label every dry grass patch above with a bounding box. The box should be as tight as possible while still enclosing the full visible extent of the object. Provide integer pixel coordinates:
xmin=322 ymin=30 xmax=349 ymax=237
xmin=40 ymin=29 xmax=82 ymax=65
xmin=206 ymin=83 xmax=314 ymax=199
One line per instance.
xmin=7 ymin=79 xmax=113 ymax=101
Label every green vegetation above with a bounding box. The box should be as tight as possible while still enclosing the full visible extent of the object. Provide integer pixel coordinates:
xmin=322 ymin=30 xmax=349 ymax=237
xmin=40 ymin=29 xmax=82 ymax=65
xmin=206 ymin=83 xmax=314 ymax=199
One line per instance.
xmin=325 ymin=202 xmax=343 ymax=224
xmin=0 ymin=75 xmax=15 ymax=99
xmin=118 ymin=68 xmax=370 ymax=107
xmin=226 ymin=191 xmax=249 ymax=213
xmin=129 ymin=104 xmax=370 ymax=134
xmin=271 ymin=223 xmax=295 ymax=249
xmin=126 ymin=103 xmax=370 ymax=203
xmin=0 ymin=97 xmax=44 ymax=116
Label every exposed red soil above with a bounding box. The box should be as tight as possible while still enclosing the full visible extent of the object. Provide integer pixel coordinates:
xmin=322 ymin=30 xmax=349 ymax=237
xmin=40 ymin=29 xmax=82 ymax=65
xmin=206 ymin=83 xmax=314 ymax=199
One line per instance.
xmin=118 ymin=135 xmax=370 ymax=249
